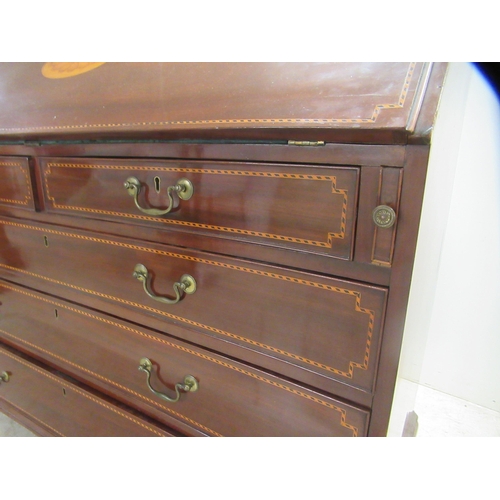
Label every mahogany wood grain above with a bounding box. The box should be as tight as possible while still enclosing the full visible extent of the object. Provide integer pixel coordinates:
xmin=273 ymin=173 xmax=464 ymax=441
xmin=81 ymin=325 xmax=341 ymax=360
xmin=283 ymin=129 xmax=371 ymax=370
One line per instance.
xmin=368 ymin=146 xmax=430 ymax=436
xmin=40 ymin=157 xmax=359 ymax=261
xmin=0 ymin=143 xmax=406 ymax=168
xmin=355 ymin=167 xmax=383 ymax=265
xmin=0 ymin=161 xmax=393 ymax=288
xmin=371 ymin=168 xmax=403 ymax=266
xmin=0 ymin=398 xmax=49 ymax=436
xmin=409 ymin=63 xmax=449 ymax=144
xmin=0 ymin=63 xmax=448 ymax=437
xmin=0 ymin=282 xmax=369 ymax=436
xmin=0 ymin=344 xmax=174 ymax=436
xmin=0 ymin=142 xmax=404 ymax=285
xmin=354 ymin=166 xmax=403 ymax=266
xmin=0 ymin=219 xmax=387 ymax=398
xmin=0 ymin=157 xmax=36 ymax=211
xmin=0 ymin=201 xmax=392 ymax=287
xmin=0 ymin=62 xmax=431 ymax=144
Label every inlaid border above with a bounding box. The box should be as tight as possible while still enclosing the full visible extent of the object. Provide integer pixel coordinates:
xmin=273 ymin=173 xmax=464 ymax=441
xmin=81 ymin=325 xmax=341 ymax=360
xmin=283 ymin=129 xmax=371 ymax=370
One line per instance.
xmin=0 ymin=397 xmax=64 ymax=436
xmin=0 ymin=282 xmax=362 ymax=436
xmin=0 ymin=63 xmax=416 ymax=133
xmin=43 ymin=162 xmax=350 ymax=249
xmin=0 ymin=160 xmax=33 ymax=206
xmin=0 ymin=345 xmax=168 ymax=436
xmin=0 ymin=219 xmax=379 ymax=381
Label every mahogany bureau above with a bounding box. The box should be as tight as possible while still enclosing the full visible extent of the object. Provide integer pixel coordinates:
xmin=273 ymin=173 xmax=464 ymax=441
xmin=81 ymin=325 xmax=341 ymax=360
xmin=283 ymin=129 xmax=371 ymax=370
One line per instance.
xmin=0 ymin=62 xmax=447 ymax=436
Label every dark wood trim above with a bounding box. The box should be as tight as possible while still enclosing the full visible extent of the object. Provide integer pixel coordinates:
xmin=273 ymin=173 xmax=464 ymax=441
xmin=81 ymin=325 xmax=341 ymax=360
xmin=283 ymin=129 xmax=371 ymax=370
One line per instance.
xmin=368 ymin=145 xmax=430 ymax=436
xmin=0 ymin=398 xmax=47 ymax=436
xmin=0 ymin=63 xmax=445 ymax=436
xmin=0 ymin=141 xmax=406 ymax=168
xmin=409 ymin=62 xmax=449 ymax=145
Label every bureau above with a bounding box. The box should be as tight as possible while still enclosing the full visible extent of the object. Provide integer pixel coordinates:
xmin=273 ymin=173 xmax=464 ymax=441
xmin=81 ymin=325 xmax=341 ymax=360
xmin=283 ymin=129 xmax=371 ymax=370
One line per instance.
xmin=0 ymin=62 xmax=447 ymax=436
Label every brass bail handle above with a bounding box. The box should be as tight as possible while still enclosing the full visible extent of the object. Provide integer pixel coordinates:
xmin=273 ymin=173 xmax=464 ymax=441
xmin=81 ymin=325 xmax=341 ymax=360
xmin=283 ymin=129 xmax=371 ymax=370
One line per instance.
xmin=138 ymin=358 xmax=198 ymax=403
xmin=124 ymin=176 xmax=194 ymax=216
xmin=0 ymin=371 xmax=10 ymax=383
xmin=133 ymin=263 xmax=197 ymax=305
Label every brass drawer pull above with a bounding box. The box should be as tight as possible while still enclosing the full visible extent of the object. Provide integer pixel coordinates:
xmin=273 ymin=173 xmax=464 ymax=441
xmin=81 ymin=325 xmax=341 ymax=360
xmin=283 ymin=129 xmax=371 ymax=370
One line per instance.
xmin=133 ymin=263 xmax=197 ymax=305
xmin=138 ymin=357 xmax=198 ymax=403
xmin=124 ymin=176 xmax=193 ymax=216
xmin=0 ymin=371 xmax=10 ymax=383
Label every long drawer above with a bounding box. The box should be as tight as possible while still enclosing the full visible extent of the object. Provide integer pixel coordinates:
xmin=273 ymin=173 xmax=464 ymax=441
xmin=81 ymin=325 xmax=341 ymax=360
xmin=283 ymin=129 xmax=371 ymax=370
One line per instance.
xmin=0 ymin=281 xmax=369 ymax=436
xmin=0 ymin=217 xmax=387 ymax=397
xmin=39 ymin=157 xmax=359 ymax=261
xmin=0 ymin=344 xmax=172 ymax=437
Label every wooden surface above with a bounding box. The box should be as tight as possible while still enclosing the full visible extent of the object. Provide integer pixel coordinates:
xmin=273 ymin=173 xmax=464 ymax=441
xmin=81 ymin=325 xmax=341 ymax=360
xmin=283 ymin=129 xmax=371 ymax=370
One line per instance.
xmin=40 ymin=157 xmax=360 ymax=261
xmin=0 ymin=62 xmax=437 ymax=144
xmin=0 ymin=157 xmax=35 ymax=211
xmin=0 ymin=62 xmax=447 ymax=436
xmin=0 ymin=344 xmax=174 ymax=437
xmin=0 ymin=281 xmax=368 ymax=436
xmin=0 ymin=217 xmax=388 ymax=397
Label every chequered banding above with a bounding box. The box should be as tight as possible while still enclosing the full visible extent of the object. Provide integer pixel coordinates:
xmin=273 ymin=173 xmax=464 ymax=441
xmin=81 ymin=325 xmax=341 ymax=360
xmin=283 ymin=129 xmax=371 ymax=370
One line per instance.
xmin=0 ymin=344 xmax=169 ymax=436
xmin=0 ymin=63 xmax=416 ymax=133
xmin=0 ymin=219 xmax=376 ymax=381
xmin=0 ymin=282 xmax=361 ymax=436
xmin=0 ymin=161 xmax=33 ymax=206
xmin=44 ymin=163 xmax=349 ymax=247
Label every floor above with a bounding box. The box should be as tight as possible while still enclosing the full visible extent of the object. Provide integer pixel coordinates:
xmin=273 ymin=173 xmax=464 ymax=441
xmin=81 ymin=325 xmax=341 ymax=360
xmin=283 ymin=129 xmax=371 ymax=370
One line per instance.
xmin=387 ymin=379 xmax=500 ymax=437
xmin=2 ymin=381 xmax=499 ymax=436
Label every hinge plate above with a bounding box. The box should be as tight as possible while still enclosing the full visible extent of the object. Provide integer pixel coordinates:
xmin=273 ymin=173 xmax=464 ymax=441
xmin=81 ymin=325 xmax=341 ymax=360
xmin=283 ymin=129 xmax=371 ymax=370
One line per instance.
xmin=287 ymin=140 xmax=325 ymax=147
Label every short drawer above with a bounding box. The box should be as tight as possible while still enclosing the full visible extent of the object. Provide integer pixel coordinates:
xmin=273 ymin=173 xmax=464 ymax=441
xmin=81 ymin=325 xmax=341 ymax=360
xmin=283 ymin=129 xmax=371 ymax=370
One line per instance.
xmin=0 ymin=218 xmax=387 ymax=398
xmin=39 ymin=157 xmax=359 ymax=261
xmin=0 ymin=344 xmax=172 ymax=437
xmin=0 ymin=283 xmax=369 ymax=436
xmin=0 ymin=156 xmax=36 ymax=211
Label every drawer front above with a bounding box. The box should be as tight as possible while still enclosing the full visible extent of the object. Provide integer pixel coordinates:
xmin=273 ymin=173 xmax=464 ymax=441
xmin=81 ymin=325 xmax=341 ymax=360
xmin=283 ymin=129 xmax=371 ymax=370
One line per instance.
xmin=0 ymin=344 xmax=172 ymax=437
xmin=0 ymin=218 xmax=387 ymax=395
xmin=40 ymin=157 xmax=359 ymax=260
xmin=0 ymin=282 xmax=369 ymax=436
xmin=0 ymin=157 xmax=35 ymax=211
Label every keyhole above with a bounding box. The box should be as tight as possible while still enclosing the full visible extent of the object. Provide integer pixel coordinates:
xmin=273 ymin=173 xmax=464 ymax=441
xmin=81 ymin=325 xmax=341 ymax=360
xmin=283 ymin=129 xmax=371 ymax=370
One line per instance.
xmin=154 ymin=176 xmax=161 ymax=193
xmin=44 ymin=236 xmax=49 ymax=247
xmin=54 ymin=308 xmax=59 ymax=319
xmin=62 ymin=388 xmax=66 ymax=397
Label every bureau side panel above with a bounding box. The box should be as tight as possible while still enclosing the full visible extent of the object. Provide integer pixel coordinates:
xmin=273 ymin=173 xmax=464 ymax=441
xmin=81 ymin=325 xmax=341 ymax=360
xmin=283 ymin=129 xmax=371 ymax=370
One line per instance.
xmin=369 ymin=146 xmax=431 ymax=436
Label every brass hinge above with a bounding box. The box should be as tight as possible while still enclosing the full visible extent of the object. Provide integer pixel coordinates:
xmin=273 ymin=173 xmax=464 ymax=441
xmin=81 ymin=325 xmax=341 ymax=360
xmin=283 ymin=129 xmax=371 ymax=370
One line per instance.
xmin=287 ymin=140 xmax=325 ymax=147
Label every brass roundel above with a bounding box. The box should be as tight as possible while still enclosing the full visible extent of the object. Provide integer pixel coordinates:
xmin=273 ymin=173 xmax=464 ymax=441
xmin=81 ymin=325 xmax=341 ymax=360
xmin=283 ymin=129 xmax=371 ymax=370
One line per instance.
xmin=372 ymin=205 xmax=396 ymax=228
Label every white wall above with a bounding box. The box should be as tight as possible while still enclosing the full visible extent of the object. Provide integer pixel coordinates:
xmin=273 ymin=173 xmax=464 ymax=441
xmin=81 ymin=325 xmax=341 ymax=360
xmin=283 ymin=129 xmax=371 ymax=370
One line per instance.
xmin=418 ymin=64 xmax=500 ymax=410
xmin=390 ymin=62 xmax=500 ymax=432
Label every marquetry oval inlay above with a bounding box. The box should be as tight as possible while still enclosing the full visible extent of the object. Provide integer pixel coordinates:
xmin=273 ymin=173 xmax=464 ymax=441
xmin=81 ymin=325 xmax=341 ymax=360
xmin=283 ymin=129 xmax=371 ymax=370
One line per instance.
xmin=41 ymin=62 xmax=106 ymax=79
